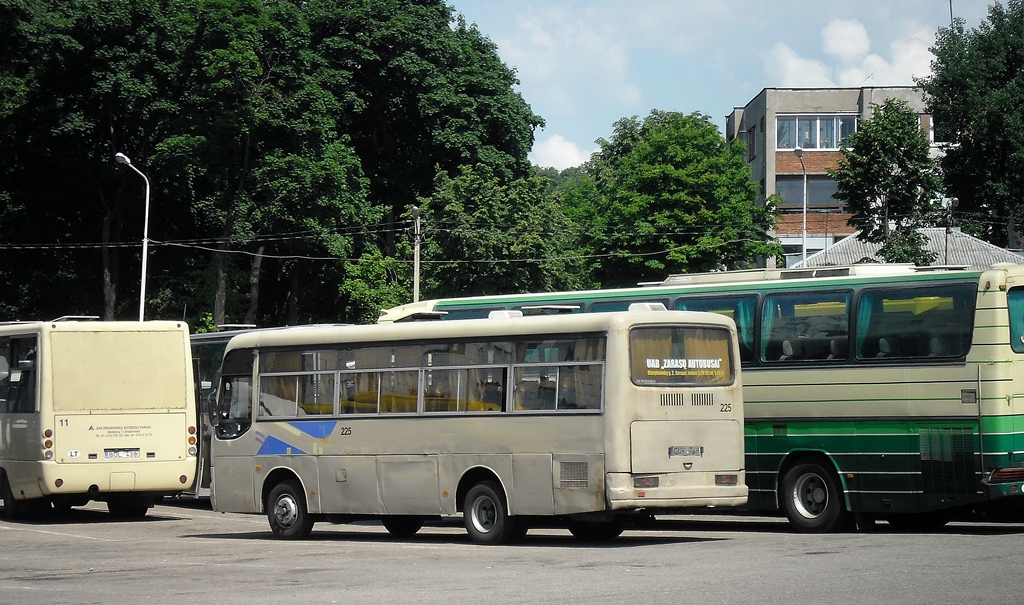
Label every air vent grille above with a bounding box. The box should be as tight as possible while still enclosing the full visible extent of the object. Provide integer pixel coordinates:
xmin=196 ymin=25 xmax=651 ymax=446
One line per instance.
xmin=560 ymin=461 xmax=588 ymax=489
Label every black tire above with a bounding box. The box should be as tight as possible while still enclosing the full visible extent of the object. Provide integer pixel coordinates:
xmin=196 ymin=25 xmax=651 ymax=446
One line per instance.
xmin=266 ymin=480 xmax=314 ymax=539
xmin=382 ymin=516 xmax=424 ymax=537
xmin=780 ymin=458 xmax=851 ymax=533
xmin=107 ymin=496 xmax=152 ymax=519
xmin=886 ymin=511 xmax=951 ymax=531
xmin=1 ymin=474 xmax=24 ymax=520
xmin=463 ymin=480 xmax=517 ymax=545
xmin=567 ymin=519 xmax=625 ymax=542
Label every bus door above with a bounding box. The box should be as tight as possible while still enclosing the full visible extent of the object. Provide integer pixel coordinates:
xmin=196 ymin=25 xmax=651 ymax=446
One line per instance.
xmin=1 ymin=335 xmax=40 ymax=494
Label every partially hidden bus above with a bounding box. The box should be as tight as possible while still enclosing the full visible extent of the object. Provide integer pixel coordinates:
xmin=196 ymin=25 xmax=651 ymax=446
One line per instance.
xmin=189 ymin=326 xmax=261 ymax=498
xmin=0 ymin=320 xmax=198 ymax=518
xmin=209 ymin=305 xmax=747 ymax=544
xmin=380 ymin=263 xmax=1024 ymax=532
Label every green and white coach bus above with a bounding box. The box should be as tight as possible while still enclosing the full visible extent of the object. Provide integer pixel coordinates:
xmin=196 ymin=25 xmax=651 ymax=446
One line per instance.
xmin=209 ymin=306 xmax=747 ymax=544
xmin=0 ymin=320 xmax=199 ymax=518
xmin=380 ymin=263 xmax=1024 ymax=532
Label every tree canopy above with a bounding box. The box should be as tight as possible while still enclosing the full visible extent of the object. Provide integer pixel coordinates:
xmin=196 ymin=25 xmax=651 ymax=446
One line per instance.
xmin=584 ymin=110 xmax=780 ymax=287
xmin=0 ymin=0 xmax=542 ymax=325
xmin=918 ymin=0 xmax=1024 ymax=247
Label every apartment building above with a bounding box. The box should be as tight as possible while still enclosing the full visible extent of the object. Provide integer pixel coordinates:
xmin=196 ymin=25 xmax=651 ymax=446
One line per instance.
xmin=725 ymin=87 xmax=932 ymax=267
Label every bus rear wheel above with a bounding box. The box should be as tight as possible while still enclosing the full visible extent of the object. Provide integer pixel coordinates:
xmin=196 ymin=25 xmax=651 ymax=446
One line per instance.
xmin=1 ymin=475 xmax=24 ymax=520
xmin=267 ymin=480 xmax=314 ymax=539
xmin=107 ymin=495 xmax=152 ymax=519
xmin=382 ymin=516 xmax=424 ymax=537
xmin=567 ymin=519 xmax=625 ymax=541
xmin=780 ymin=458 xmax=851 ymax=533
xmin=464 ymin=480 xmax=517 ymax=545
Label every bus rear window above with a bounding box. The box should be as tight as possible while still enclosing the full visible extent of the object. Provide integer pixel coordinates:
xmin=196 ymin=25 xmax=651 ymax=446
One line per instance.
xmin=630 ymin=326 xmax=734 ymax=386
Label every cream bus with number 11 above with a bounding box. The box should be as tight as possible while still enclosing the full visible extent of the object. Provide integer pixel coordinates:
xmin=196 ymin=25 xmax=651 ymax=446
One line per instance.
xmin=0 ymin=319 xmax=199 ymax=518
xmin=210 ymin=305 xmax=746 ymax=544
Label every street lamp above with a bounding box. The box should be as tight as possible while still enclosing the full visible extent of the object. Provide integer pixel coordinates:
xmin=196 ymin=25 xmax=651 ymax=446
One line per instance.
xmin=114 ymin=152 xmax=151 ymax=321
xmin=793 ymin=147 xmax=808 ymax=265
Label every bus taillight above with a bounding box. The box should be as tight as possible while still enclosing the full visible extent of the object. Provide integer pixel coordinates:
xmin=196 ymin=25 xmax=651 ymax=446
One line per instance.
xmin=188 ymin=425 xmax=197 ymax=435
xmin=715 ymin=474 xmax=738 ymax=486
xmin=179 ymin=475 xmax=188 ymax=484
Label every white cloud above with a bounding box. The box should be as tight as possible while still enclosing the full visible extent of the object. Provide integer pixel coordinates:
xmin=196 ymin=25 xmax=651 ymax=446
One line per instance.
xmin=762 ymin=42 xmax=836 ymax=87
xmin=822 ymin=19 xmax=871 ymax=63
xmin=488 ymin=7 xmax=643 ymax=119
xmin=529 ymin=134 xmax=595 ymax=170
xmin=764 ymin=18 xmax=935 ymax=89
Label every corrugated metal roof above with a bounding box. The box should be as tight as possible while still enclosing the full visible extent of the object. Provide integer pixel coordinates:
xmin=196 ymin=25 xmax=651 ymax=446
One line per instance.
xmin=797 ymin=228 xmax=1024 ymax=270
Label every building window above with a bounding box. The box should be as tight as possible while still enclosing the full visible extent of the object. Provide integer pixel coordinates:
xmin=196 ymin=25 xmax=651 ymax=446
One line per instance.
xmin=776 ymin=176 xmax=842 ymax=210
xmin=777 ymin=115 xmax=856 ymax=150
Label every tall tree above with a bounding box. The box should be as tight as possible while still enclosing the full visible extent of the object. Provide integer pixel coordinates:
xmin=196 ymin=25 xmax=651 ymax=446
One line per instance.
xmin=0 ymin=0 xmax=190 ymax=319
xmin=918 ymin=1 xmax=1024 ymax=247
xmin=418 ymin=164 xmax=593 ymax=299
xmin=828 ymin=98 xmax=942 ymax=265
xmin=156 ymin=0 xmax=374 ymax=326
xmin=302 ymin=0 xmax=544 ymax=250
xmin=588 ymin=110 xmax=780 ymax=287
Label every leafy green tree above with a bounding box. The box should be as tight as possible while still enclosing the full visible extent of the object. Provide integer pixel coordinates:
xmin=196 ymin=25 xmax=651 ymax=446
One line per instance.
xmin=587 ymin=110 xmax=780 ymax=287
xmin=155 ymin=0 xmax=377 ymax=326
xmin=0 ymin=0 xmax=191 ymax=319
xmin=302 ymin=0 xmax=544 ymax=248
xmin=828 ymin=98 xmax=941 ymax=265
xmin=418 ymin=164 xmax=593 ymax=298
xmin=918 ymin=1 xmax=1024 ymax=247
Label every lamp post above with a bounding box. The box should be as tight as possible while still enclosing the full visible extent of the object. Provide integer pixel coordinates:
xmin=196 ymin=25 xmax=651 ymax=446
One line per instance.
xmin=412 ymin=206 xmax=421 ymax=303
xmin=114 ymin=152 xmax=151 ymax=321
xmin=793 ymin=147 xmax=808 ymax=265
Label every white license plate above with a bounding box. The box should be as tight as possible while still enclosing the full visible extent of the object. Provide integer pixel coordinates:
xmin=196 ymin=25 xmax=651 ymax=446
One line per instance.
xmin=104 ymin=449 xmax=140 ymax=459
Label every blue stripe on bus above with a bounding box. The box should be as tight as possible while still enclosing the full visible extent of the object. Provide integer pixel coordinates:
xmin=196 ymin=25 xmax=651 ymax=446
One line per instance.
xmin=257 ymin=435 xmax=308 ymax=456
xmin=289 ymin=421 xmax=336 ymax=440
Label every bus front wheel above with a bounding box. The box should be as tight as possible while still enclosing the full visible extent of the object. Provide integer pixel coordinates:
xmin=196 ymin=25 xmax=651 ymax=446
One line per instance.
xmin=464 ymin=480 xmax=517 ymax=545
xmin=780 ymin=458 xmax=851 ymax=533
xmin=267 ymin=480 xmax=314 ymax=539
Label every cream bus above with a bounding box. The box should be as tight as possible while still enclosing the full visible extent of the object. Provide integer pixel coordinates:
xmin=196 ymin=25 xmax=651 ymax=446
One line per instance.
xmin=0 ymin=320 xmax=199 ymax=518
xmin=379 ymin=263 xmax=1024 ymax=532
xmin=209 ymin=305 xmax=747 ymax=544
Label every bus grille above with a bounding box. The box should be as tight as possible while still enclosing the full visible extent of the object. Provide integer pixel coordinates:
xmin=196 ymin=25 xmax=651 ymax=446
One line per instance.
xmin=560 ymin=461 xmax=589 ymax=489
xmin=919 ymin=427 xmax=977 ymax=495
xmin=691 ymin=392 xmax=714 ymax=407
xmin=661 ymin=393 xmax=714 ymax=407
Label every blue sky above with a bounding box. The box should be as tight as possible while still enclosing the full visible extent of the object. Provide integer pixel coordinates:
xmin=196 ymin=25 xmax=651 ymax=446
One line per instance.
xmin=451 ymin=0 xmax=992 ymax=169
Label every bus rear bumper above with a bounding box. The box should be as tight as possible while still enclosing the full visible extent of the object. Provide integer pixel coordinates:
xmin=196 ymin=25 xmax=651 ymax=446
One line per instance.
xmin=35 ymin=459 xmax=196 ymax=498
xmin=606 ymin=472 xmax=748 ymax=509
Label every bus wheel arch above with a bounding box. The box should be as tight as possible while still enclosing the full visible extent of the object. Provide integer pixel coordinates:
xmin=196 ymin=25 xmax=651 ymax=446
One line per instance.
xmin=777 ymin=453 xmax=853 ymax=533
